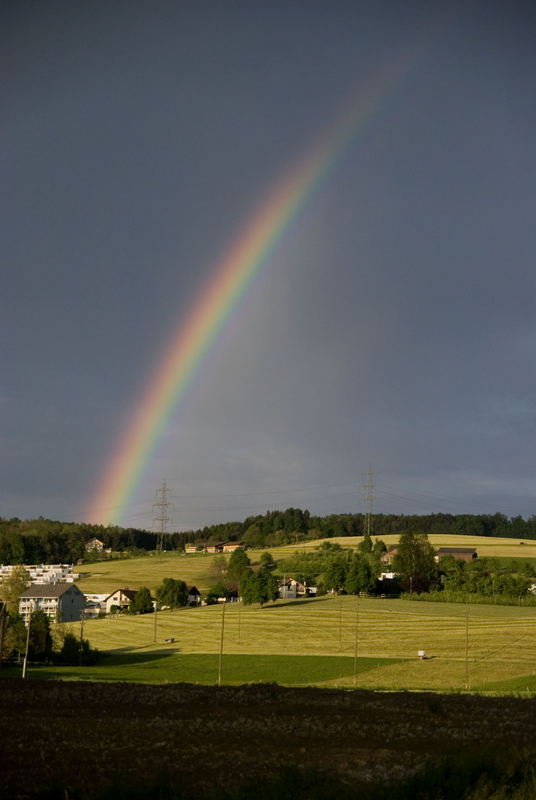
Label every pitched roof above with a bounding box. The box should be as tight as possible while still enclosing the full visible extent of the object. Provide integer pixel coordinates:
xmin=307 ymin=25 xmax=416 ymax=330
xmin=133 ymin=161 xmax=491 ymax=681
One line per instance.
xmin=20 ymin=583 xmax=81 ymax=599
xmin=104 ymin=588 xmax=137 ymax=602
xmin=278 ymin=577 xmax=306 ymax=588
xmin=437 ymin=547 xmax=477 ymax=554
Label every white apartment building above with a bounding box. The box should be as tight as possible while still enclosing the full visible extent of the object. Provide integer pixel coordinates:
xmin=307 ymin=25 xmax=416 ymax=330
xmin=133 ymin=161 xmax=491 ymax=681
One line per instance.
xmin=0 ymin=563 xmax=77 ymax=584
xmin=19 ymin=583 xmax=85 ymax=624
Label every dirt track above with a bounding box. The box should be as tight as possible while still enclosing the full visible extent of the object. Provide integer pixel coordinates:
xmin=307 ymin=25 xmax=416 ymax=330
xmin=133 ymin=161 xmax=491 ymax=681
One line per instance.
xmin=2 ymin=680 xmax=536 ymax=798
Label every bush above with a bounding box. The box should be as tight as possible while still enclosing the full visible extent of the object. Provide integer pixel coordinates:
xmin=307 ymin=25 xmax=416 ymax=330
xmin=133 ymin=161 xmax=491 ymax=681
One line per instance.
xmin=56 ymin=632 xmax=100 ymax=666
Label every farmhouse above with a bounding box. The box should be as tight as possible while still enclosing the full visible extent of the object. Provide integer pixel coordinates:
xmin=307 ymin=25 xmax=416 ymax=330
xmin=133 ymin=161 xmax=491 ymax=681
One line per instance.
xmin=435 ymin=547 xmax=478 ymax=563
xmin=104 ymin=588 xmax=137 ymax=614
xmin=381 ymin=546 xmax=398 ymax=565
xmin=279 ymin=578 xmax=317 ymax=599
xmin=184 ymin=541 xmax=246 ymax=555
xmin=222 ymin=541 xmax=244 ymax=553
xmin=85 ymin=537 xmax=104 ymax=552
xmin=19 ymin=583 xmax=85 ymax=624
xmin=188 ymin=586 xmax=201 ymax=606
xmin=205 ymin=542 xmax=225 ymax=554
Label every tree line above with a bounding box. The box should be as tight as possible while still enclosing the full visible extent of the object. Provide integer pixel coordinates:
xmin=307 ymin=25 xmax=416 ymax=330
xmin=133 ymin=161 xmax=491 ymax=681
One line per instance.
xmin=0 ymin=518 xmax=159 ymax=565
xmin=280 ymin=531 xmax=536 ymax=607
xmin=178 ymin=510 xmax=536 ymax=548
xmin=2 ymin=509 xmax=536 ymax=566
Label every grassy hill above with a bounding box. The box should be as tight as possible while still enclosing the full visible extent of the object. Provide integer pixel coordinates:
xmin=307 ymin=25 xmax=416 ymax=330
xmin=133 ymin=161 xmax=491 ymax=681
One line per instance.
xmin=44 ymin=593 xmax=536 ymax=692
xmin=75 ymin=534 xmax=536 ymax=595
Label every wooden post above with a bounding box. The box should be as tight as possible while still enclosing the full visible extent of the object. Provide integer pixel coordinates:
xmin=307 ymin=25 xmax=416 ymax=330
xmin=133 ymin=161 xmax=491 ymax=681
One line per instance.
xmin=22 ymin=604 xmax=33 ymax=679
xmin=465 ymin=605 xmax=469 ymax=690
xmin=79 ymin=613 xmax=85 ymax=666
xmin=0 ymin=604 xmax=6 ymax=670
xmin=218 ymin=600 xmax=226 ymax=686
xmin=353 ymin=598 xmax=359 ymax=686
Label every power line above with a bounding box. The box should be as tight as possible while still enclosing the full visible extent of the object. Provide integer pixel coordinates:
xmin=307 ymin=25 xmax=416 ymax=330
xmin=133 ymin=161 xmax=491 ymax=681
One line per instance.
xmin=86 ymin=482 xmax=358 ymax=519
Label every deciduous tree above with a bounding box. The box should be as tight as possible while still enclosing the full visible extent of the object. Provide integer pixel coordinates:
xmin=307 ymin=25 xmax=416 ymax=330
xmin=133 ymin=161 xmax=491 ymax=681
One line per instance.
xmin=155 ymin=578 xmax=188 ymax=609
xmin=0 ymin=565 xmax=30 ymax=613
xmin=323 ymin=555 xmax=348 ymax=593
xmin=228 ymin=547 xmax=250 ymax=580
xmin=259 ymin=551 xmax=276 ymax=570
xmin=345 ymin=553 xmax=375 ymax=595
xmin=240 ymin=570 xmax=279 ymax=606
xmin=392 ymin=531 xmax=437 ymax=594
xmin=1 ymin=611 xmax=26 ymax=662
xmin=129 ymin=587 xmax=153 ymax=614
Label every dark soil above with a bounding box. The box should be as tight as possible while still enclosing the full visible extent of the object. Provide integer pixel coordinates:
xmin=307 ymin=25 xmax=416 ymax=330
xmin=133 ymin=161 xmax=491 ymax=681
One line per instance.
xmin=2 ymin=679 xmax=536 ymax=799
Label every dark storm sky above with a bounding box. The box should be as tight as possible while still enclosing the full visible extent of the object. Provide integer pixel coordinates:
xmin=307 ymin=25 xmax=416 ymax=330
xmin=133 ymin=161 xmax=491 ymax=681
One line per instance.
xmin=3 ymin=1 xmax=535 ymax=528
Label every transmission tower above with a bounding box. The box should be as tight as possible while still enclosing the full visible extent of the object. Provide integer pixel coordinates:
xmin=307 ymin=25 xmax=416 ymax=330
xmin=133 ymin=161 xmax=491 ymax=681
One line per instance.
xmin=361 ymin=465 xmax=375 ymax=539
xmin=153 ymin=479 xmax=174 ymax=557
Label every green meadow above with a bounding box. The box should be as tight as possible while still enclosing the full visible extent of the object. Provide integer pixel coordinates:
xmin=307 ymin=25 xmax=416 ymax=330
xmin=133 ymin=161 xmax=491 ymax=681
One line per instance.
xmin=28 ymin=594 xmax=536 ymax=693
xmin=19 ymin=535 xmax=535 ymax=692
xmin=76 ymin=550 xmax=218 ymax=594
xmin=26 ymin=652 xmax=404 ymax=687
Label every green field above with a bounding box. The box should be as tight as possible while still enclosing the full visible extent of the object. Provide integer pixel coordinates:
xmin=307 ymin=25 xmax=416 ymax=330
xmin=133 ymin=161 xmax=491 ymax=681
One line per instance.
xmin=76 ymin=550 xmax=218 ymax=593
xmin=28 ymin=535 xmax=536 ymax=692
xmin=18 ymin=652 xmax=405 ymax=686
xmin=23 ymin=594 xmax=535 ymax=693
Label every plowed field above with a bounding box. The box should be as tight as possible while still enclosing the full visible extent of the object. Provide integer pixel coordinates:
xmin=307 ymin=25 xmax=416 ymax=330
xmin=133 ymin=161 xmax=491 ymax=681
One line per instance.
xmin=2 ymin=680 xmax=536 ymax=798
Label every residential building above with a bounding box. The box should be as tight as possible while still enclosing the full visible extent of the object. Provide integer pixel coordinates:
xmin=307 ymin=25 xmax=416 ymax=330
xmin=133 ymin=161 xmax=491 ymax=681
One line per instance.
xmin=184 ymin=541 xmax=246 ymax=554
xmin=222 ymin=541 xmax=244 ymax=553
xmin=85 ymin=537 xmax=105 ymax=552
xmin=205 ymin=542 xmax=225 ymax=554
xmin=380 ymin=547 xmax=398 ymax=565
xmin=19 ymin=583 xmax=85 ymax=624
xmin=103 ymin=588 xmax=138 ymax=614
xmin=435 ymin=547 xmax=478 ymax=563
xmin=278 ymin=577 xmax=316 ymax=599
xmin=0 ymin=563 xmax=77 ymax=584
xmin=187 ymin=586 xmax=201 ymax=606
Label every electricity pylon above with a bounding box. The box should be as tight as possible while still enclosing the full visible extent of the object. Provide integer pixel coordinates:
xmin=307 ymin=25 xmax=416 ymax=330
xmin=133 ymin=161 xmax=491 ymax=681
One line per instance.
xmin=362 ymin=465 xmax=374 ymax=539
xmin=153 ymin=480 xmax=174 ymax=557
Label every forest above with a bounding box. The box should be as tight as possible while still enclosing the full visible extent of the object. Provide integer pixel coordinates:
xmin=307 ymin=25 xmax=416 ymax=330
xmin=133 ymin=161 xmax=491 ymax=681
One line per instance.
xmin=1 ymin=509 xmax=536 ymax=566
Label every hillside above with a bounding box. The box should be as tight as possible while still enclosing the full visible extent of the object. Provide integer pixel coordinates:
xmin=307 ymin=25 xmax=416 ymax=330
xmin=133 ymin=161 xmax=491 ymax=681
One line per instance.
xmin=74 ymin=534 xmax=536 ymax=594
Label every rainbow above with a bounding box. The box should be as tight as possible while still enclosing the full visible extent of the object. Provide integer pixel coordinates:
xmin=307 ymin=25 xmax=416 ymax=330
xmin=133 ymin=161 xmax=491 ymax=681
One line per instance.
xmin=87 ymin=47 xmax=424 ymax=525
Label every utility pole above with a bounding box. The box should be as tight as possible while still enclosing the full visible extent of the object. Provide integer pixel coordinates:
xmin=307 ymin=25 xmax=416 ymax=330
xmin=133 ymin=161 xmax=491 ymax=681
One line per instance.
xmin=362 ymin=465 xmax=375 ymax=539
xmin=465 ymin=605 xmax=469 ymax=690
xmin=153 ymin=480 xmax=174 ymax=559
xmin=353 ymin=598 xmax=359 ymax=686
xmin=0 ymin=603 xmax=6 ymax=670
xmin=22 ymin=602 xmax=34 ymax=679
xmin=79 ymin=612 xmax=85 ymax=666
xmin=218 ymin=600 xmax=226 ymax=686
